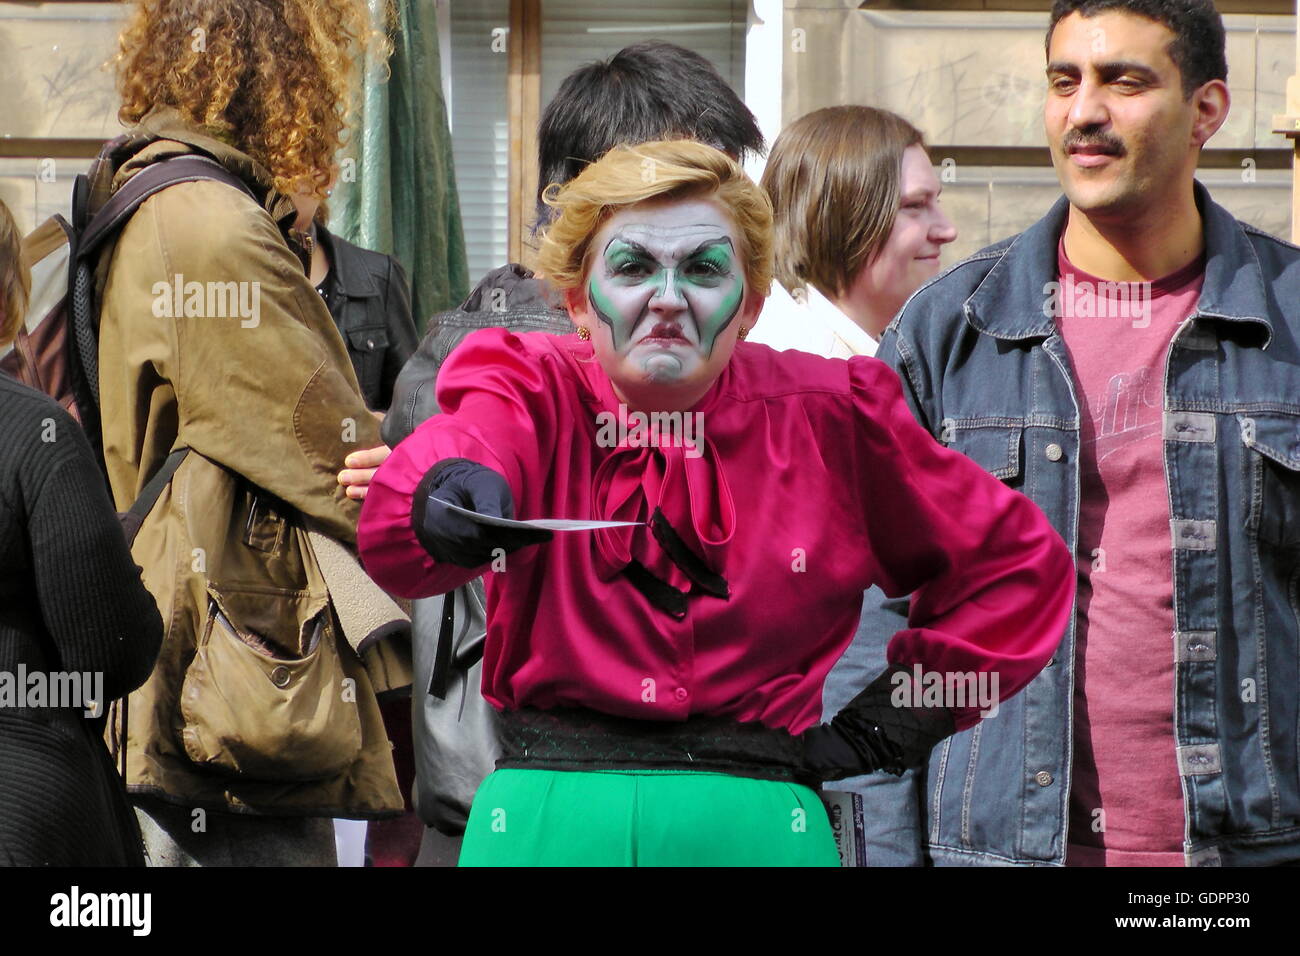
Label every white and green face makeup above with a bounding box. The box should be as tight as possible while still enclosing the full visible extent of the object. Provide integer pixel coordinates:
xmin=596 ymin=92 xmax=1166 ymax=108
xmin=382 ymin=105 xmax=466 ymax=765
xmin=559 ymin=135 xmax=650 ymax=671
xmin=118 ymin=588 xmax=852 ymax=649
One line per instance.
xmin=584 ymin=200 xmax=747 ymax=385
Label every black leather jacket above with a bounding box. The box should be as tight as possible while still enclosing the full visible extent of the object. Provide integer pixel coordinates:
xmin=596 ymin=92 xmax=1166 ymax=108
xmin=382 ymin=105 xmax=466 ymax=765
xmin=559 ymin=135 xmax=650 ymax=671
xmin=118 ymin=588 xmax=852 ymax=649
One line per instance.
xmin=315 ymin=224 xmax=418 ymax=413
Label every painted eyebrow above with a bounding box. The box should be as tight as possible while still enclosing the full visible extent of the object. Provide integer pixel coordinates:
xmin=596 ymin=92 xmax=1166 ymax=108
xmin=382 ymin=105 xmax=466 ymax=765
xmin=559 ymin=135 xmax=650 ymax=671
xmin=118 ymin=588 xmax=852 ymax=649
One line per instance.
xmin=682 ymin=237 xmax=735 ymax=260
xmin=603 ymin=235 xmax=733 ymax=261
xmin=603 ymin=237 xmax=655 ymax=259
xmin=1046 ymin=60 xmax=1161 ymax=83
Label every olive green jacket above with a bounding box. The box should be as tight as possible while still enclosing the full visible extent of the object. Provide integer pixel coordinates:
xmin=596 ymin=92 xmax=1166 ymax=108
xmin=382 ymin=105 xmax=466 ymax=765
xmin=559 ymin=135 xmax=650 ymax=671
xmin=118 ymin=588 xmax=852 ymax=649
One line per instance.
xmin=97 ymin=108 xmax=404 ymax=817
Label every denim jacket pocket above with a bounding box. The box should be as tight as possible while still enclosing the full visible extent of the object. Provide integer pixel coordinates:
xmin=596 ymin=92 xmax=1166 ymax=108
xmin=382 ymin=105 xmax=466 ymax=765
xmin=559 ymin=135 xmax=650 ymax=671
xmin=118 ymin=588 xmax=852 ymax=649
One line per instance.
xmin=1239 ymin=412 xmax=1300 ymax=548
xmin=946 ymin=422 xmax=1024 ymax=484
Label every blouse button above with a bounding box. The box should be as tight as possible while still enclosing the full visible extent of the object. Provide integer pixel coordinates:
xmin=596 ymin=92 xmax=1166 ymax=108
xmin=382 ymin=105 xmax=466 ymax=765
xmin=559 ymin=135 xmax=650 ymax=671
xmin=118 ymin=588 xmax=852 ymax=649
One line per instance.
xmin=1034 ymin=770 xmax=1054 ymax=787
xmin=674 ymin=687 xmax=689 ymax=701
xmin=1045 ymin=443 xmax=1064 ymax=462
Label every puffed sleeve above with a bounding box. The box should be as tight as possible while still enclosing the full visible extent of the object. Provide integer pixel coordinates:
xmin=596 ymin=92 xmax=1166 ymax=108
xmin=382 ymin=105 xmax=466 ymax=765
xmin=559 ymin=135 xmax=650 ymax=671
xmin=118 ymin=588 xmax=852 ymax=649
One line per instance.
xmin=358 ymin=327 xmax=556 ymax=598
xmin=849 ymin=357 xmax=1074 ymax=730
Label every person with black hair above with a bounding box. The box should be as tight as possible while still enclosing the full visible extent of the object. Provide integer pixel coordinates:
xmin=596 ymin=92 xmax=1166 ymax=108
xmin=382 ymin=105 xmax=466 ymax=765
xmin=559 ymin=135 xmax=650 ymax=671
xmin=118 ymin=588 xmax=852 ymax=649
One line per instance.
xmin=347 ymin=41 xmax=763 ymax=864
xmin=532 ymin=41 xmax=766 ymax=229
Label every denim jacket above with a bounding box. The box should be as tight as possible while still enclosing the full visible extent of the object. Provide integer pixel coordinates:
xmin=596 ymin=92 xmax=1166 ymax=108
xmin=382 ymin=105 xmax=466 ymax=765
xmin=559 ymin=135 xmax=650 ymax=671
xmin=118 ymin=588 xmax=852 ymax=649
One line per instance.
xmin=873 ymin=180 xmax=1300 ymax=867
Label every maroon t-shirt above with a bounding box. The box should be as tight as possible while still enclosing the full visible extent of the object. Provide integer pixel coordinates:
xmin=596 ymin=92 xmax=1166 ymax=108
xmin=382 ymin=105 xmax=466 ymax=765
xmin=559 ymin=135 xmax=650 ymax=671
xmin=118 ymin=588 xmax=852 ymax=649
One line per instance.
xmin=1055 ymin=238 xmax=1205 ymax=867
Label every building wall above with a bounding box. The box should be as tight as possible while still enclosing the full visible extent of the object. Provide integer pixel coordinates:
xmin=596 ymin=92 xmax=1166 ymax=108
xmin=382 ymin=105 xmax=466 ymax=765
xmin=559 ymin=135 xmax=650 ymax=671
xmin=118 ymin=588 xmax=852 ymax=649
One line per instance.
xmin=0 ymin=2 xmax=120 ymax=233
xmin=0 ymin=1 xmax=1295 ymax=269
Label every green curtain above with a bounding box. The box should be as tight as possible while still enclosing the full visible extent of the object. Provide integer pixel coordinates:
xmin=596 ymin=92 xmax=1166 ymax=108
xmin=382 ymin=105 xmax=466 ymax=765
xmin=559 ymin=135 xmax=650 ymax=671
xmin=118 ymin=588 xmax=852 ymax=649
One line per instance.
xmin=331 ymin=0 xmax=469 ymax=331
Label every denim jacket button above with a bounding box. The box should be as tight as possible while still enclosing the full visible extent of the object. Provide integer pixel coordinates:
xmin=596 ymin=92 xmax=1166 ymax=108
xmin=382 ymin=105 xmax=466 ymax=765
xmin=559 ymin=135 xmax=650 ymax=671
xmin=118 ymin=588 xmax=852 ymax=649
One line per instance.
xmin=1035 ymin=770 xmax=1054 ymax=787
xmin=1045 ymin=443 xmax=1064 ymax=462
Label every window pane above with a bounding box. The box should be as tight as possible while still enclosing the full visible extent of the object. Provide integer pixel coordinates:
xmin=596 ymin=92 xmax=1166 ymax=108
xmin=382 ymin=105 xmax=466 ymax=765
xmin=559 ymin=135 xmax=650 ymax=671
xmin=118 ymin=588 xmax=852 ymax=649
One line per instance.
xmin=449 ymin=0 xmax=511 ymax=281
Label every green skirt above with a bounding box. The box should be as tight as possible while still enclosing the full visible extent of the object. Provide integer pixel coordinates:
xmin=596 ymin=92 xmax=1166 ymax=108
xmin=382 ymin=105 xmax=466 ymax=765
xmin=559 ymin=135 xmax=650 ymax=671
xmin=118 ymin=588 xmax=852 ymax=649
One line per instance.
xmin=458 ymin=768 xmax=839 ymax=867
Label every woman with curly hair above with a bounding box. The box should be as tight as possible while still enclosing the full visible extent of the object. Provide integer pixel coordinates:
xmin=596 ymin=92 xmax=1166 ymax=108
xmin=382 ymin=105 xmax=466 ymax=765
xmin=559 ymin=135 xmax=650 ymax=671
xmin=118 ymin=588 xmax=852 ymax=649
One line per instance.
xmin=98 ymin=0 xmax=404 ymax=866
xmin=115 ymin=0 xmax=382 ymax=202
xmin=356 ymin=140 xmax=1076 ymax=866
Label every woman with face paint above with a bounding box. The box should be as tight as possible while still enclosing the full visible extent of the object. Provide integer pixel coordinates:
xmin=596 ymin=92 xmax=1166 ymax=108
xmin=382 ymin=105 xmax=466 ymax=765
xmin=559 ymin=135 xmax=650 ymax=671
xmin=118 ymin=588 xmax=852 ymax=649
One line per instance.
xmin=357 ymin=141 xmax=1074 ymax=867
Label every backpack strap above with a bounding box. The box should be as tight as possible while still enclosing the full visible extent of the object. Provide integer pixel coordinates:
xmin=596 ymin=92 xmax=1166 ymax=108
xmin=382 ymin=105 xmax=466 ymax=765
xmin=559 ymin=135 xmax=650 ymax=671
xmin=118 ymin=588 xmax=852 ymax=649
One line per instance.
xmin=71 ymin=155 xmax=258 ymax=411
xmin=119 ymin=446 xmax=191 ymax=547
xmin=114 ymin=442 xmax=189 ymax=787
xmin=79 ymin=154 xmax=256 ymax=258
xmin=89 ymin=158 xmax=256 ymax=787
xmin=429 ymin=587 xmax=456 ymax=700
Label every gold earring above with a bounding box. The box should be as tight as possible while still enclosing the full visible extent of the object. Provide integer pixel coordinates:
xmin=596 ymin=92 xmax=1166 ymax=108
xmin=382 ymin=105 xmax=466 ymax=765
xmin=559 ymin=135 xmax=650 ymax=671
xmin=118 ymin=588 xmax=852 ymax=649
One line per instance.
xmin=576 ymin=326 xmax=591 ymax=341
xmin=738 ymin=325 xmax=749 ymax=341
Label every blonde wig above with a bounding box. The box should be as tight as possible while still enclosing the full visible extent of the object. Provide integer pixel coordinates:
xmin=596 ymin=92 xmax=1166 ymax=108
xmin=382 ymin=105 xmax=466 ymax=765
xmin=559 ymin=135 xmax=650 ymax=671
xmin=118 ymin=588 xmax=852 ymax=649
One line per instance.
xmin=537 ymin=140 xmax=773 ymax=297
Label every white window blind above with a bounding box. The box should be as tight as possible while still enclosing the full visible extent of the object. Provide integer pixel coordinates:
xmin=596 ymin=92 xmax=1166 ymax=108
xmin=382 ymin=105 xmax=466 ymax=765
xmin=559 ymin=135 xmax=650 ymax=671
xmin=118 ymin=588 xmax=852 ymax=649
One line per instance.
xmin=539 ymin=1 xmax=747 ymax=108
xmin=448 ymin=0 xmax=511 ymax=283
xmin=448 ymin=0 xmax=747 ymax=282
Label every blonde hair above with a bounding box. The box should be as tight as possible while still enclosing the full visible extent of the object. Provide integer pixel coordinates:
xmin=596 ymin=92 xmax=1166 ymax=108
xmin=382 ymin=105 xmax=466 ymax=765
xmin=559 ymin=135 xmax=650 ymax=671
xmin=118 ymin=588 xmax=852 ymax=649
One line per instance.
xmin=761 ymin=106 xmax=924 ymax=300
xmin=0 ymin=199 xmax=29 ymax=349
xmin=116 ymin=0 xmax=391 ymax=199
xmin=536 ymin=140 xmax=773 ymax=297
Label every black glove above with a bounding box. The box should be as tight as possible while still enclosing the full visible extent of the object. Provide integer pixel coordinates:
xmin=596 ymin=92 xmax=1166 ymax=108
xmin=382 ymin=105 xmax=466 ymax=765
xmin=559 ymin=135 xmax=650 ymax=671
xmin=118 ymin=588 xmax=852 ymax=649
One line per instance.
xmin=411 ymin=458 xmax=553 ymax=567
xmin=801 ymin=663 xmax=956 ymax=782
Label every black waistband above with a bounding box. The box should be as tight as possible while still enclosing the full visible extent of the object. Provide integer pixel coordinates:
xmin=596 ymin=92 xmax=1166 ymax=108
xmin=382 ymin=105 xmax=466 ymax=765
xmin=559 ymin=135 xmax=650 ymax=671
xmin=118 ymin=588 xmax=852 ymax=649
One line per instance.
xmin=496 ymin=706 xmax=814 ymax=786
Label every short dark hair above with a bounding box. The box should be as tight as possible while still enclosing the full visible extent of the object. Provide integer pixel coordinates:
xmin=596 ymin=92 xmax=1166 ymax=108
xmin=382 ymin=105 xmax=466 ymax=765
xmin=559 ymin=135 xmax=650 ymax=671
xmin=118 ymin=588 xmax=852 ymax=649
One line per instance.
xmin=535 ymin=41 xmax=764 ymax=225
xmin=1047 ymin=0 xmax=1227 ymax=97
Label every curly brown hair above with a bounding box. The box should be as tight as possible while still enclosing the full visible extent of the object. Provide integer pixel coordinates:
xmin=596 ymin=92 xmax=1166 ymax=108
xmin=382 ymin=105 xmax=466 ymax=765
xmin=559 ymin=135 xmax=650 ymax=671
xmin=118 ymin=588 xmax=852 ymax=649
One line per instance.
xmin=116 ymin=0 xmax=391 ymax=198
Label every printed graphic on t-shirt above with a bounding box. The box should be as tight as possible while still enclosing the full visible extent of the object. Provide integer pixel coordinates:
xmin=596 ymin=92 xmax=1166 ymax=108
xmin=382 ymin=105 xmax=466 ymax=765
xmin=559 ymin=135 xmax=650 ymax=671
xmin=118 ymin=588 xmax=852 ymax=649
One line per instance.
xmin=1054 ymin=240 xmax=1205 ymax=866
xmin=1090 ymin=367 xmax=1162 ymax=463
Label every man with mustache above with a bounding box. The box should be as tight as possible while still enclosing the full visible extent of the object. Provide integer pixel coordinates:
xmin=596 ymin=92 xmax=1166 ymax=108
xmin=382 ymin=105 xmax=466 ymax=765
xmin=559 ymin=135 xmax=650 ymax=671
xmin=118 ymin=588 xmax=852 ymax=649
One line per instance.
xmin=874 ymin=0 xmax=1300 ymax=866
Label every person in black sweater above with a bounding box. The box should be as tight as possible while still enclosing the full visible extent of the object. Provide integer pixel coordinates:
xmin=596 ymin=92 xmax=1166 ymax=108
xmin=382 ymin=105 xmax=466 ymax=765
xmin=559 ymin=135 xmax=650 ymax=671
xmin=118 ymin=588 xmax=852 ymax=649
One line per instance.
xmin=0 ymin=200 xmax=164 ymax=866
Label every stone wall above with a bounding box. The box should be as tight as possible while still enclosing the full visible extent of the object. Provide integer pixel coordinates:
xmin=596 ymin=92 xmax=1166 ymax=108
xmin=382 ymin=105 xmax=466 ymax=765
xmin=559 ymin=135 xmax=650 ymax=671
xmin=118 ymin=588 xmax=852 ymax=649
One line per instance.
xmin=0 ymin=3 xmax=122 ymax=232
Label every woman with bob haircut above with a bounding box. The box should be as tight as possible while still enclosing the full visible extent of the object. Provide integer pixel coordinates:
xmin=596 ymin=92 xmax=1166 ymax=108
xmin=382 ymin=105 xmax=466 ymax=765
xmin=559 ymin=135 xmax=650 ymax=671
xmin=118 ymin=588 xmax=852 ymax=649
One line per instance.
xmin=754 ymin=105 xmax=958 ymax=355
xmin=757 ymin=107 xmax=960 ymax=861
xmin=357 ymin=140 xmax=1074 ymax=867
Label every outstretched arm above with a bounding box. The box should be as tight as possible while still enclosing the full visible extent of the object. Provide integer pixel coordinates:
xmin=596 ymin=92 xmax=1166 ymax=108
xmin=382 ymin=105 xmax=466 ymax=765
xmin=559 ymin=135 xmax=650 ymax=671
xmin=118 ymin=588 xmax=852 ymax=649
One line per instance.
xmin=359 ymin=328 xmax=556 ymax=598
